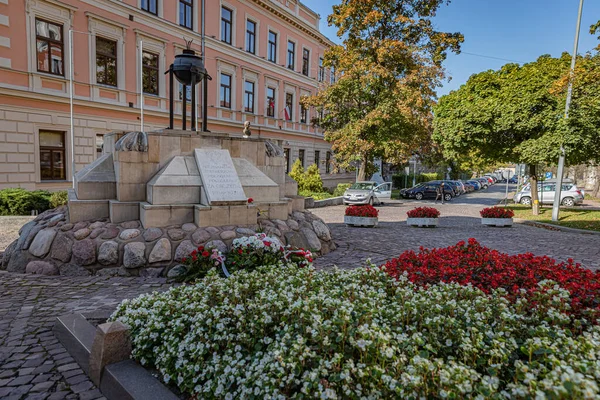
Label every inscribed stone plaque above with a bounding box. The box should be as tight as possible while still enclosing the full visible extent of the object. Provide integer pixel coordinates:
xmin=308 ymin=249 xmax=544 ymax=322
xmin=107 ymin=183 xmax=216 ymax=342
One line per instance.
xmin=194 ymin=149 xmax=247 ymax=205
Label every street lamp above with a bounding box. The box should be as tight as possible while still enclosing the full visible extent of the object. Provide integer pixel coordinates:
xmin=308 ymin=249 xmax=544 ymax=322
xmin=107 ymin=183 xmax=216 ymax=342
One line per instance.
xmin=552 ymin=0 xmax=584 ymax=221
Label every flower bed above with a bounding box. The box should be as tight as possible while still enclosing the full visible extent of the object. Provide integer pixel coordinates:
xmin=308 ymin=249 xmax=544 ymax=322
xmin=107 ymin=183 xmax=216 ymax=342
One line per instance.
xmin=407 ymin=206 xmax=440 ymax=218
xmin=345 ymin=204 xmax=379 ymax=217
xmin=480 ymin=207 xmax=514 ymax=218
xmin=383 ymin=238 xmax=600 ymax=322
xmin=112 ymin=266 xmax=600 ymax=399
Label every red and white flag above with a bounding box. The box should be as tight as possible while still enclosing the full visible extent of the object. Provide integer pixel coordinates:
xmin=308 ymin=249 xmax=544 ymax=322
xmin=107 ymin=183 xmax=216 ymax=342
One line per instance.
xmin=284 ymin=105 xmax=291 ymax=121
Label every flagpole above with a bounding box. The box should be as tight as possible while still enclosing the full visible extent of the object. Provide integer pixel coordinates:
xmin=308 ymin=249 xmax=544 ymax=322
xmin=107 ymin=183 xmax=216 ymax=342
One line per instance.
xmin=69 ymin=29 xmax=75 ymax=189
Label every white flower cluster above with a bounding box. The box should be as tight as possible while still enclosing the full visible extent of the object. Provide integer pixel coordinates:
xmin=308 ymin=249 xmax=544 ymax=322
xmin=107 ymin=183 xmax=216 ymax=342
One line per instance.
xmin=111 ymin=267 xmax=600 ymax=399
xmin=232 ymin=233 xmax=283 ymax=253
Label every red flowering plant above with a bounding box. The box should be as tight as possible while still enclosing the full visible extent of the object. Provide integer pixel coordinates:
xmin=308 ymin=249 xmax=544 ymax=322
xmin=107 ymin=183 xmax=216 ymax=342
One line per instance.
xmin=382 ymin=238 xmax=600 ymax=324
xmin=247 ymin=198 xmax=254 ymax=204
xmin=345 ymin=205 xmax=379 ymax=218
xmin=406 ymin=207 xmax=440 ymax=218
xmin=480 ymin=207 xmax=514 ymax=218
xmin=178 ymin=245 xmax=224 ymax=282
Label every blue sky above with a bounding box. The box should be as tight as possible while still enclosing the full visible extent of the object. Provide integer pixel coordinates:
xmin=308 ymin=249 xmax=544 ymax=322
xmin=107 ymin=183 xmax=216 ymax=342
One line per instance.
xmin=303 ymin=0 xmax=600 ymax=96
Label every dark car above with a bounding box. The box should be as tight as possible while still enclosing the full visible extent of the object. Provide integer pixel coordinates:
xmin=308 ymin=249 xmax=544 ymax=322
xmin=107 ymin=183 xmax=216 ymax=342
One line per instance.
xmin=429 ymin=180 xmax=462 ymax=196
xmin=402 ymin=183 xmax=454 ymax=201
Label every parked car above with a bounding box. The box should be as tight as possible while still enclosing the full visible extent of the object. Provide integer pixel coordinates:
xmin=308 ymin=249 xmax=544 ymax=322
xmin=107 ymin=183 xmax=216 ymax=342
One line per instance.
xmin=475 ymin=178 xmax=489 ymax=189
xmin=513 ymin=183 xmax=584 ymax=206
xmin=429 ymin=180 xmax=462 ymax=196
xmin=343 ymin=181 xmax=392 ymax=205
xmin=402 ymin=183 xmax=454 ymax=201
xmin=508 ymin=176 xmax=518 ymax=184
xmin=463 ymin=183 xmax=475 ymax=192
xmin=466 ymin=180 xmax=482 ymax=190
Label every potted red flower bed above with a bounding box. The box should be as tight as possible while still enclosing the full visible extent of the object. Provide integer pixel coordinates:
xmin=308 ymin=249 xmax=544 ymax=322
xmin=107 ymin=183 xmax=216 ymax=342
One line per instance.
xmin=480 ymin=206 xmax=514 ymax=227
xmin=344 ymin=204 xmax=379 ymax=227
xmin=406 ymin=207 xmax=440 ymax=227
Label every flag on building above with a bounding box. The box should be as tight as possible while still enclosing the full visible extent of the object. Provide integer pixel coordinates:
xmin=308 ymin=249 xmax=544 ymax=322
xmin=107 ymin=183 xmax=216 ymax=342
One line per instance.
xmin=284 ymin=105 xmax=291 ymax=120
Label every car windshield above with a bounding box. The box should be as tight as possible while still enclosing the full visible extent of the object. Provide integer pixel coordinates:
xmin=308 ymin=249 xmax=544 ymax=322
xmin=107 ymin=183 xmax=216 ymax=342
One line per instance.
xmin=349 ymin=182 xmax=375 ymax=190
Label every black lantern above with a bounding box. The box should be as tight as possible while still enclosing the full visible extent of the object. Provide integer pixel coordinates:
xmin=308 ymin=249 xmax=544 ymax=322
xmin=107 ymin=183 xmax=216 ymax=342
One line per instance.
xmin=166 ymin=44 xmax=209 ymax=131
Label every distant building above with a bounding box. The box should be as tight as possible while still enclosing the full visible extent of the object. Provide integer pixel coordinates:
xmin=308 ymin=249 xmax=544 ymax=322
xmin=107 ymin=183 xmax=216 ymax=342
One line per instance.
xmin=0 ymin=0 xmax=351 ymax=190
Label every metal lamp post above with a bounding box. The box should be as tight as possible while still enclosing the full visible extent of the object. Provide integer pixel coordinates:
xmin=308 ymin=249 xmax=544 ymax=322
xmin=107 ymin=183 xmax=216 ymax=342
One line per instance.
xmin=552 ymin=0 xmax=584 ymax=221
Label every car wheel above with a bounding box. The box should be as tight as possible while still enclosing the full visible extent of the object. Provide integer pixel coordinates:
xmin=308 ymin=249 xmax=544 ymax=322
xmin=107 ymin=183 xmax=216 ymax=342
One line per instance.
xmin=444 ymin=193 xmax=452 ymax=201
xmin=415 ymin=193 xmax=424 ymax=200
xmin=483 ymin=185 xmax=488 ymax=189
xmin=561 ymin=197 xmax=575 ymax=207
xmin=520 ymin=196 xmax=531 ymax=206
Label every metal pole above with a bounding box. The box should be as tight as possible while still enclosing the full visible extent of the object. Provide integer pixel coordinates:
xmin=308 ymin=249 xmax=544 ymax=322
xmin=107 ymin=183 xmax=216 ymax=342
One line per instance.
xmin=182 ymin=85 xmax=187 ymax=130
xmin=139 ymin=40 xmax=144 ymax=132
xmin=201 ymin=0 xmax=208 ymax=132
xmin=191 ymin=74 xmax=196 ymax=131
xmin=69 ymin=29 xmax=75 ymax=189
xmin=505 ymin=172 xmax=509 ymax=206
xmin=168 ymin=66 xmax=174 ymax=129
xmin=412 ymin=158 xmax=416 ymax=187
xmin=552 ymin=0 xmax=584 ymax=221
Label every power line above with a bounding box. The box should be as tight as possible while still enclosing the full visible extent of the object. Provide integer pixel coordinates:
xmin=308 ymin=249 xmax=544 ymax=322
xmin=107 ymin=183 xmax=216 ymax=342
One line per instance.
xmin=459 ymin=51 xmax=525 ymax=64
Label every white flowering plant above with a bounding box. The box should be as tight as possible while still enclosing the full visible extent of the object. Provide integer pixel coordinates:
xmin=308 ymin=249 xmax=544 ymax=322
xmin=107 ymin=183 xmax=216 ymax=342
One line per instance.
xmin=111 ymin=266 xmax=600 ymax=399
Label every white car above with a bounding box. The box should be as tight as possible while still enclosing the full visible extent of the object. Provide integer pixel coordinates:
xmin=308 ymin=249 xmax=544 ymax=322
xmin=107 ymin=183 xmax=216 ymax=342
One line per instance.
xmin=343 ymin=182 xmax=392 ymax=205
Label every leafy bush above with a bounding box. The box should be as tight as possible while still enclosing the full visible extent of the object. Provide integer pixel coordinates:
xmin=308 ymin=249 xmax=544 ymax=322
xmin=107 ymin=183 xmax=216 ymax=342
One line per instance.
xmin=298 ymin=190 xmax=334 ymax=200
xmin=345 ymin=204 xmax=379 ymax=217
xmin=407 ymin=206 xmax=440 ymax=218
xmin=50 ymin=190 xmax=68 ymax=208
xmin=333 ymin=183 xmax=351 ymax=197
xmin=179 ymin=245 xmax=225 ymax=282
xmin=384 ymin=238 xmax=600 ymax=323
xmin=0 ymin=188 xmax=51 ymax=216
xmin=288 ymin=161 xmax=324 ymax=192
xmin=112 ymin=266 xmax=600 ymax=399
xmin=480 ymin=207 xmax=514 ymax=218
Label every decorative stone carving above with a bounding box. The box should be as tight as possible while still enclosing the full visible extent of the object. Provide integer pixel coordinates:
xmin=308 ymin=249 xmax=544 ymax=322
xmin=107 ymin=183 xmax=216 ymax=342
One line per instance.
xmin=114 ymin=131 xmax=148 ymax=152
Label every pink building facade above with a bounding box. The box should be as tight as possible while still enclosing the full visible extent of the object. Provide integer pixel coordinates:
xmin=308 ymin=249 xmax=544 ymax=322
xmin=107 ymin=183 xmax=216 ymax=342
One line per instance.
xmin=0 ymin=0 xmax=351 ymax=191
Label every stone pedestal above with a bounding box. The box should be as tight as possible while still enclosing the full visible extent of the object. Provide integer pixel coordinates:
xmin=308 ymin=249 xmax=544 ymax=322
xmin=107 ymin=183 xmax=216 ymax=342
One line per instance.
xmin=89 ymin=321 xmax=132 ymax=386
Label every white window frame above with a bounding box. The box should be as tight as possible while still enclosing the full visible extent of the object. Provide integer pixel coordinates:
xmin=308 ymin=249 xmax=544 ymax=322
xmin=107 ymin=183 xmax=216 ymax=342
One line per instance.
xmin=286 ymin=37 xmax=297 ymax=71
xmin=219 ymin=1 xmax=236 ymax=47
xmin=216 ymin=60 xmax=237 ymax=113
xmin=245 ymin=14 xmax=260 ymax=55
xmin=267 ymin=25 xmax=280 ymax=64
xmin=176 ymin=0 xmax=198 ymax=31
xmin=301 ymin=45 xmax=312 ymax=77
xmin=138 ymin=0 xmax=163 ymax=18
xmin=135 ymin=31 xmax=166 ymax=103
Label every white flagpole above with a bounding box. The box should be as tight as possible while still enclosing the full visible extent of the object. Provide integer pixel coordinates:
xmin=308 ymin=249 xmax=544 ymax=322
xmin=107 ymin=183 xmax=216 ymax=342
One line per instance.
xmin=69 ymin=29 xmax=75 ymax=188
xmin=140 ymin=40 xmax=144 ymax=132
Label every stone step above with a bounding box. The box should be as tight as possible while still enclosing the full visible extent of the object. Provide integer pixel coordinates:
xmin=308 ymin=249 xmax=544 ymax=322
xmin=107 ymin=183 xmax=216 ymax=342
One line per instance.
xmin=68 ymin=189 xmax=109 ymax=223
xmin=194 ymin=204 xmax=257 ymax=227
xmin=139 ymin=202 xmax=195 ymax=228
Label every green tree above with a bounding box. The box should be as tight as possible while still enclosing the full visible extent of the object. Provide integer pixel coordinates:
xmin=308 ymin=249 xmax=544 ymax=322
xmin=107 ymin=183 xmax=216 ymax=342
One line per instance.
xmin=433 ymin=54 xmax=583 ymax=214
xmin=288 ymin=159 xmax=304 ymax=187
xmin=303 ymin=164 xmax=324 ymax=192
xmin=304 ymin=0 xmax=463 ymax=181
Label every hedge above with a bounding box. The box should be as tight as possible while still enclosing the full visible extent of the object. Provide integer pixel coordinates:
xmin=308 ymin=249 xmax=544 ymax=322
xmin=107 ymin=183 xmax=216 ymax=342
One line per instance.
xmin=0 ymin=188 xmax=68 ymax=216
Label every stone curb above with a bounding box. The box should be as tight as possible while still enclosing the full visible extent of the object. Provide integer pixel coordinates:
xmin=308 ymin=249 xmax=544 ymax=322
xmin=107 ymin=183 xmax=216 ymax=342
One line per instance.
xmin=305 ymin=196 xmax=344 ymax=209
xmin=514 ymin=218 xmax=600 ymax=236
xmin=54 ymin=313 xmax=179 ymax=400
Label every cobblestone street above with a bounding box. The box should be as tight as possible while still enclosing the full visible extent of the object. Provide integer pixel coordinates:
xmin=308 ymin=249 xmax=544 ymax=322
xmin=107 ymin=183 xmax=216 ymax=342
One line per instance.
xmin=1 ymin=184 xmax=599 ymax=399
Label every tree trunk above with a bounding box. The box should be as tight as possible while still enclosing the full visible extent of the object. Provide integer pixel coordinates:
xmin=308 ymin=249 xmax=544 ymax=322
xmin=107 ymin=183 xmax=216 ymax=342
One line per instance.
xmin=530 ymin=164 xmax=540 ymax=215
xmin=593 ymin=166 xmax=600 ymax=198
xmin=357 ymin=153 xmax=368 ymax=181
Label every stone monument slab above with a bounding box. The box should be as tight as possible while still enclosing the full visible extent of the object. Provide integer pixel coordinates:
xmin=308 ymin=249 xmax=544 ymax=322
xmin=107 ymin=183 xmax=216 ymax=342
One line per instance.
xmin=194 ymin=149 xmax=247 ymax=205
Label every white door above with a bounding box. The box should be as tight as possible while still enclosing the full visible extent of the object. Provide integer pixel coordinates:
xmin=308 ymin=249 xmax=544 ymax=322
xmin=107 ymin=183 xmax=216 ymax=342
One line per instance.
xmin=374 ymin=183 xmax=392 ymax=201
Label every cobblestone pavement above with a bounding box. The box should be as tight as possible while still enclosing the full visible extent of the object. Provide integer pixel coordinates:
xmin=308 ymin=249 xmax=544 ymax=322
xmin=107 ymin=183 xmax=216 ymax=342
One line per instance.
xmin=0 ymin=273 xmax=171 ymax=399
xmin=1 ymin=184 xmax=599 ymax=399
xmin=313 ymin=184 xmax=600 ymax=271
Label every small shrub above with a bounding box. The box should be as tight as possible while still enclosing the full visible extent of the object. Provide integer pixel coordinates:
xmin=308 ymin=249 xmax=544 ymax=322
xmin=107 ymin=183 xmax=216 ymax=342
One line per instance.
xmin=0 ymin=188 xmax=51 ymax=216
xmin=298 ymin=190 xmax=333 ymax=200
xmin=480 ymin=207 xmax=514 ymax=218
xmin=179 ymin=245 xmax=224 ymax=282
xmin=288 ymin=159 xmax=305 ymax=187
xmin=407 ymin=206 xmax=440 ymax=218
xmin=333 ymin=183 xmax=351 ymax=197
xmin=345 ymin=204 xmax=379 ymax=217
xmin=302 ymin=164 xmax=323 ymax=192
xmin=50 ymin=191 xmax=68 ymax=208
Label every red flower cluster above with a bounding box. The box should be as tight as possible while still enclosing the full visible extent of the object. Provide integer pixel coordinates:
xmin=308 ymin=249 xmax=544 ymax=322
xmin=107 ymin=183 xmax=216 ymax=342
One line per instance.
xmin=345 ymin=205 xmax=379 ymax=218
xmin=480 ymin=207 xmax=514 ymax=218
xmin=183 ymin=245 xmax=211 ymax=263
xmin=383 ymin=239 xmax=600 ymax=321
xmin=248 ymin=198 xmax=254 ymax=204
xmin=406 ymin=207 xmax=440 ymax=218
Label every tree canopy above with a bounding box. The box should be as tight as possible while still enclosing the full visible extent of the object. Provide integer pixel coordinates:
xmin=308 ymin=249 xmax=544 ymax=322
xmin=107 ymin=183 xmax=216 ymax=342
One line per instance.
xmin=304 ymin=0 xmax=463 ymax=180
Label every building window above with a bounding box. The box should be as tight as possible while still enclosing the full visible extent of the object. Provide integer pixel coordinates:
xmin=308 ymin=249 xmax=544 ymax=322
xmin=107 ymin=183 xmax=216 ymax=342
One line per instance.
xmin=298 ymin=149 xmax=305 ymax=168
xmin=141 ymin=0 xmax=157 ymax=15
xmin=246 ymin=20 xmax=256 ymax=54
xmin=300 ymin=104 xmax=307 ymax=123
xmin=285 ymin=93 xmax=293 ymax=121
xmin=268 ymin=31 xmax=277 ymax=63
xmin=284 ymin=148 xmax=290 ymax=173
xmin=96 ymin=134 xmax=104 ymax=158
xmin=302 ymin=49 xmax=309 ymax=76
xmin=36 ymin=19 xmax=64 ymax=76
xmin=287 ymin=41 xmax=295 ymax=70
xmin=266 ymin=87 xmax=275 ymax=117
xmin=318 ymin=57 xmax=324 ymax=82
xmin=326 ymin=151 xmax=331 ymax=173
xmin=221 ymin=7 xmax=232 ymax=44
xmin=330 ymin=66 xmax=336 ymax=84
xmin=244 ymin=81 xmax=255 ymax=113
xmin=220 ymin=73 xmax=231 ymax=108
xmin=314 ymin=150 xmax=320 ymax=168
xmin=96 ymin=37 xmax=117 ymax=87
xmin=39 ymin=130 xmax=66 ymax=181
xmin=142 ymin=51 xmax=159 ymax=95
xmin=179 ymin=0 xmax=193 ymax=29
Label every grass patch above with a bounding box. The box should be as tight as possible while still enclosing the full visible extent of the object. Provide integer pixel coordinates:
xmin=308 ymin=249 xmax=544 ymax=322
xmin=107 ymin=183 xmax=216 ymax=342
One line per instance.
xmin=585 ymin=193 xmax=600 ymax=201
xmin=298 ymin=190 xmax=336 ymax=200
xmin=506 ymin=205 xmax=600 ymax=232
